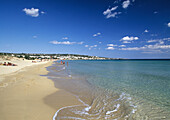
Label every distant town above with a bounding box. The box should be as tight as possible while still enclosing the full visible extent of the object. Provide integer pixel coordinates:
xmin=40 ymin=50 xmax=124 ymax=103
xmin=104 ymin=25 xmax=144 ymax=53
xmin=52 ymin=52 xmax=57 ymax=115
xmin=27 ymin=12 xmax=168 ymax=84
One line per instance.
xmin=0 ymin=53 xmax=123 ymax=60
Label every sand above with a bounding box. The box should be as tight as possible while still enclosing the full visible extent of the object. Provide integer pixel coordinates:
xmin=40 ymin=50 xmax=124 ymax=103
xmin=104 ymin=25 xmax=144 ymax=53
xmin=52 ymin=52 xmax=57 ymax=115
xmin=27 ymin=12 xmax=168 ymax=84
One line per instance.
xmin=0 ymin=61 xmax=81 ymax=120
xmin=0 ymin=57 xmax=48 ymax=76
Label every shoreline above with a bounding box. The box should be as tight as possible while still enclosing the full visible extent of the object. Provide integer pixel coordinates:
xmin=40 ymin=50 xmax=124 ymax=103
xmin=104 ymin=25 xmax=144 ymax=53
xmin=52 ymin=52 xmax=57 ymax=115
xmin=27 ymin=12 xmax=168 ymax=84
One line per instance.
xmin=48 ymin=60 xmax=170 ymax=119
xmin=0 ymin=60 xmax=81 ymax=120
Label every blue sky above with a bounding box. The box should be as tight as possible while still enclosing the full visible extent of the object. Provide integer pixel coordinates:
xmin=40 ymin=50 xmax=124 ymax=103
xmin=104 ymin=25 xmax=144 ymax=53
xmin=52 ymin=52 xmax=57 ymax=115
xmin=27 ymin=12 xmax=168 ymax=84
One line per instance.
xmin=0 ymin=0 xmax=170 ymax=59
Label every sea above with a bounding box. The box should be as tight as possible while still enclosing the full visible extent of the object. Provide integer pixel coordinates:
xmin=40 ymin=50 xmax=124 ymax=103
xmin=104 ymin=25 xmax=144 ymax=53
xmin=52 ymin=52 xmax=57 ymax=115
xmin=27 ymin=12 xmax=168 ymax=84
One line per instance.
xmin=47 ymin=60 xmax=170 ymax=120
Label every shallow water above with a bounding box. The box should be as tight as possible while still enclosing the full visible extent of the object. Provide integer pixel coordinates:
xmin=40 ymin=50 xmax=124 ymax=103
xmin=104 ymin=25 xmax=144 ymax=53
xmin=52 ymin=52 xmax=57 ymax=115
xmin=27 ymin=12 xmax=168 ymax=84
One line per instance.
xmin=47 ymin=60 xmax=170 ymax=120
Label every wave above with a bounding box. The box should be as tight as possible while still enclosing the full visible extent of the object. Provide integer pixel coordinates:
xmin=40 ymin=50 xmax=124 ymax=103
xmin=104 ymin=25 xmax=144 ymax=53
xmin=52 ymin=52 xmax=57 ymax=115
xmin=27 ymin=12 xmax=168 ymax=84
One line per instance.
xmin=53 ymin=92 xmax=137 ymax=120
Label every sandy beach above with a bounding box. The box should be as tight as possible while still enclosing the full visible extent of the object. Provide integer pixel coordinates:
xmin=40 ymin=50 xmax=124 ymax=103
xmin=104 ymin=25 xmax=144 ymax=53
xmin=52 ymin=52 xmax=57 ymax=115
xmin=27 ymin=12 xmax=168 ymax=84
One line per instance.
xmin=0 ymin=60 xmax=81 ymax=120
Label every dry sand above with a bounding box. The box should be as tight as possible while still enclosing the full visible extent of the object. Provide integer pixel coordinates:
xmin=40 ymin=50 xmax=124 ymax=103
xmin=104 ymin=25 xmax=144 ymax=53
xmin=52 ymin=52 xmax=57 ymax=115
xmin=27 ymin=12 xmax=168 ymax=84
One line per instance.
xmin=0 ymin=57 xmax=48 ymax=76
xmin=0 ymin=61 xmax=81 ymax=120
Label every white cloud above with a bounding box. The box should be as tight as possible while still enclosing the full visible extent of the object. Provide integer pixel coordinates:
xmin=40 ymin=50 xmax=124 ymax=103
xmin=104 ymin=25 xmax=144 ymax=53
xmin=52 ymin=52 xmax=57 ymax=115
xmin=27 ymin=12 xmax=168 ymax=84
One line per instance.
xmin=121 ymin=38 xmax=170 ymax=52
xmin=93 ymin=32 xmax=101 ymax=37
xmin=168 ymin=22 xmax=170 ymax=27
xmin=106 ymin=12 xmax=121 ymax=18
xmin=121 ymin=47 xmax=144 ymax=51
xmin=122 ymin=0 xmax=130 ymax=9
xmin=78 ymin=42 xmax=84 ymax=45
xmin=142 ymin=50 xmax=163 ymax=54
xmin=41 ymin=11 xmax=45 ymax=14
xmin=50 ymin=41 xmax=74 ymax=45
xmin=50 ymin=41 xmax=83 ymax=45
xmin=107 ymin=44 xmax=117 ymax=47
xmin=103 ymin=6 xmax=118 ymax=15
xmin=99 ymin=42 xmax=102 ymax=44
xmin=111 ymin=6 xmax=118 ymax=11
xmin=121 ymin=36 xmax=139 ymax=41
xmin=87 ymin=45 xmax=98 ymax=50
xmin=147 ymin=37 xmax=170 ymax=44
xmin=158 ymin=37 xmax=170 ymax=41
xmin=62 ymin=37 xmax=68 ymax=40
xmin=90 ymin=45 xmax=97 ymax=48
xmin=103 ymin=9 xmax=111 ymax=15
xmin=122 ymin=41 xmax=131 ymax=43
xmin=144 ymin=29 xmax=149 ymax=33
xmin=23 ymin=8 xmax=39 ymax=17
xmin=146 ymin=44 xmax=170 ymax=49
xmin=103 ymin=6 xmax=121 ymax=18
xmin=147 ymin=40 xmax=158 ymax=43
xmin=103 ymin=0 xmax=135 ymax=19
xmin=106 ymin=47 xmax=115 ymax=50
xmin=121 ymin=36 xmax=139 ymax=43
xmin=159 ymin=41 xmax=164 ymax=44
xmin=119 ymin=45 xmax=126 ymax=47
xmin=120 ymin=43 xmax=170 ymax=52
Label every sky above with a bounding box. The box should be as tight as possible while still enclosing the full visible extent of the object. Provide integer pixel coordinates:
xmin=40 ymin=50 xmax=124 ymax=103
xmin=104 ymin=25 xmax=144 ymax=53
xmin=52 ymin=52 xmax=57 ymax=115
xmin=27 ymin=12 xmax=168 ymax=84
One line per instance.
xmin=0 ymin=0 xmax=170 ymax=59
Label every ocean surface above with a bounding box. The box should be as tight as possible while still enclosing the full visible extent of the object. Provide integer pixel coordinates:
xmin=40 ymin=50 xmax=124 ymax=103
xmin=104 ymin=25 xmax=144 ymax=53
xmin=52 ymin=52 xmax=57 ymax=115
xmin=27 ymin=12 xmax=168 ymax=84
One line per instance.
xmin=47 ymin=60 xmax=170 ymax=120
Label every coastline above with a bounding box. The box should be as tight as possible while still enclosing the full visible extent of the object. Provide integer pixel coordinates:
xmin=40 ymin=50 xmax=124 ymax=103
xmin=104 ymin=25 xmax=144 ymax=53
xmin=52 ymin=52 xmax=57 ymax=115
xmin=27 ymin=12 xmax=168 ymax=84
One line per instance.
xmin=0 ymin=61 xmax=81 ymax=120
xmin=48 ymin=60 xmax=170 ymax=119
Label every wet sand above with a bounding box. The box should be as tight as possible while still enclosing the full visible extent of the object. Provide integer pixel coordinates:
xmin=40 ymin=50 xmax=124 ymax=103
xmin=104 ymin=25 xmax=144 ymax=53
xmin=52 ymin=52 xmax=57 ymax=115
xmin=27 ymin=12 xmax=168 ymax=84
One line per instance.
xmin=0 ymin=61 xmax=81 ymax=120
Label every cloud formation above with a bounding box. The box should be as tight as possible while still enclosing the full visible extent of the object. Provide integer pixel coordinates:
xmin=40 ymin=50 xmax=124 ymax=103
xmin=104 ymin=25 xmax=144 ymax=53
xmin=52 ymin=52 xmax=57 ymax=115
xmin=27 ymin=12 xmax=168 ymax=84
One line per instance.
xmin=120 ymin=36 xmax=139 ymax=43
xmin=41 ymin=11 xmax=45 ymax=14
xmin=107 ymin=44 xmax=117 ymax=47
xmin=147 ymin=37 xmax=170 ymax=43
xmin=103 ymin=0 xmax=135 ymax=19
xmin=121 ymin=36 xmax=139 ymax=41
xmin=122 ymin=0 xmax=130 ymax=9
xmin=62 ymin=37 xmax=68 ymax=40
xmin=88 ymin=45 xmax=98 ymax=50
xmin=93 ymin=32 xmax=101 ymax=37
xmin=121 ymin=44 xmax=170 ymax=51
xmin=144 ymin=29 xmax=149 ymax=33
xmin=122 ymin=41 xmax=131 ymax=43
xmin=23 ymin=8 xmax=39 ymax=17
xmin=120 ymin=37 xmax=170 ymax=53
xmin=119 ymin=45 xmax=126 ymax=47
xmin=50 ymin=41 xmax=83 ymax=45
xmin=103 ymin=6 xmax=118 ymax=15
xmin=103 ymin=6 xmax=121 ymax=18
xmin=168 ymin=22 xmax=170 ymax=27
xmin=106 ymin=47 xmax=115 ymax=50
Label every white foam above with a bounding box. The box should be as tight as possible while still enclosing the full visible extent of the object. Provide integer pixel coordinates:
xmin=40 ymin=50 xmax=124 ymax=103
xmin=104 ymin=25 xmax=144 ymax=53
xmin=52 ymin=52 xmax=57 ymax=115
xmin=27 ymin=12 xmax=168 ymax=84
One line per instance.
xmin=53 ymin=92 xmax=137 ymax=120
xmin=73 ymin=110 xmax=89 ymax=115
xmin=85 ymin=106 xmax=91 ymax=112
xmin=61 ymin=116 xmax=86 ymax=120
xmin=131 ymin=109 xmax=137 ymax=114
xmin=73 ymin=106 xmax=91 ymax=115
xmin=53 ymin=105 xmax=81 ymax=120
xmin=53 ymin=95 xmax=90 ymax=120
xmin=106 ymin=104 xmax=120 ymax=115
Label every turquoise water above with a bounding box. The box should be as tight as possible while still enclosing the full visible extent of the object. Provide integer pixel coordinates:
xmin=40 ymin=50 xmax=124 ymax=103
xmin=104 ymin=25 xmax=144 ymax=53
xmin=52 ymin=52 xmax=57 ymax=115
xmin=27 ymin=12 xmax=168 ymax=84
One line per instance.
xmin=50 ymin=60 xmax=170 ymax=119
xmin=68 ymin=60 xmax=170 ymax=106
